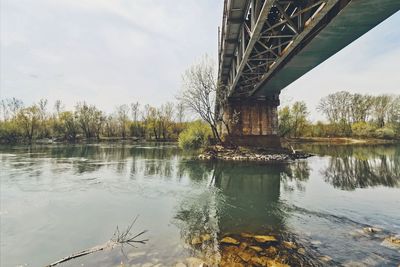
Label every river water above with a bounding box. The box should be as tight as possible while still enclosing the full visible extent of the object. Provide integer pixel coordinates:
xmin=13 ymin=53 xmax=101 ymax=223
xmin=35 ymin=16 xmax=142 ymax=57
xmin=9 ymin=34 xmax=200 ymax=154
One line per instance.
xmin=0 ymin=143 xmax=399 ymax=267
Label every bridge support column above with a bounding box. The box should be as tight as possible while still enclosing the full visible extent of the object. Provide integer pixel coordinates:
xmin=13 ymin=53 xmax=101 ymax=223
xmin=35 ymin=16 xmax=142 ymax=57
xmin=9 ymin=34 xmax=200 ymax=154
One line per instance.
xmin=221 ymin=94 xmax=281 ymax=147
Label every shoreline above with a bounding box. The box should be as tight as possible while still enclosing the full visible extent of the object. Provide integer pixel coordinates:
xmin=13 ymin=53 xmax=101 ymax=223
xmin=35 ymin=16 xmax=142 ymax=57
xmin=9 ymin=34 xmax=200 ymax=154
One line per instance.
xmin=283 ymin=137 xmax=399 ymax=145
xmin=1 ymin=136 xmax=398 ymax=147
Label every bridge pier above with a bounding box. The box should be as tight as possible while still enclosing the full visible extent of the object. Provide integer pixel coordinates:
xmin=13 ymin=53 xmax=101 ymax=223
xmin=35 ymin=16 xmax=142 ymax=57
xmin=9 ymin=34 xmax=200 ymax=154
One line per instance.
xmin=221 ymin=94 xmax=281 ymax=147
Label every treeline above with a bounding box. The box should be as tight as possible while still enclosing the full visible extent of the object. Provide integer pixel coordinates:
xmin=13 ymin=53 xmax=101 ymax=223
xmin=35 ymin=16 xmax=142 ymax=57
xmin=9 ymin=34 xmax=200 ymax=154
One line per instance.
xmin=0 ymin=98 xmax=188 ymax=143
xmin=279 ymin=91 xmax=400 ymax=139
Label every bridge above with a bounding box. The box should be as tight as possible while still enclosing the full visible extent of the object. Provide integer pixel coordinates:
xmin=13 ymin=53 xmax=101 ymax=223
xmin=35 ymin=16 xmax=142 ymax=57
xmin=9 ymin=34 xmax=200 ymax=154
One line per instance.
xmin=217 ymin=0 xmax=399 ymax=146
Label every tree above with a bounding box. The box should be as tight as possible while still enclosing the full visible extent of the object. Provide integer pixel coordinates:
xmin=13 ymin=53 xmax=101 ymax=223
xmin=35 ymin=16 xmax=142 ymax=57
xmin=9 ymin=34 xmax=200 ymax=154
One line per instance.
xmin=130 ymin=102 xmax=140 ymax=122
xmin=278 ymin=101 xmax=309 ymax=137
xmin=317 ymin=91 xmax=352 ymax=136
xmin=291 ymin=101 xmax=309 ymax=137
xmin=116 ymin=104 xmax=130 ymax=139
xmin=75 ymin=102 xmax=104 ymax=139
xmin=143 ymin=104 xmax=159 ymax=139
xmin=350 ymin=94 xmax=373 ymax=123
xmin=59 ymin=111 xmax=79 ymax=141
xmin=176 ymin=102 xmax=185 ymax=123
xmin=159 ymin=102 xmax=174 ymax=140
xmin=178 ymin=55 xmax=221 ymax=142
xmin=372 ymin=95 xmax=392 ymax=128
xmin=16 ymin=105 xmax=41 ymax=142
xmin=54 ymin=100 xmax=64 ymax=117
xmin=1 ymin=97 xmax=23 ymax=121
xmin=278 ymin=106 xmax=291 ymax=137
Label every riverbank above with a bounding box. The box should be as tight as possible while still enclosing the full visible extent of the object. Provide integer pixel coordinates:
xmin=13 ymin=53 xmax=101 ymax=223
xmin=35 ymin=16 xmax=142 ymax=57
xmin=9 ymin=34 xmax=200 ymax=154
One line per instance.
xmin=283 ymin=137 xmax=399 ymax=145
xmin=198 ymin=145 xmax=312 ymax=161
xmin=0 ymin=136 xmax=178 ymax=145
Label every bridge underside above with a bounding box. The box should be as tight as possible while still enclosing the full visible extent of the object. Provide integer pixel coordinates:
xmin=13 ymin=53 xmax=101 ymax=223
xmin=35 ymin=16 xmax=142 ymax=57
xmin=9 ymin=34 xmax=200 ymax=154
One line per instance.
xmin=217 ymin=0 xmax=399 ymax=146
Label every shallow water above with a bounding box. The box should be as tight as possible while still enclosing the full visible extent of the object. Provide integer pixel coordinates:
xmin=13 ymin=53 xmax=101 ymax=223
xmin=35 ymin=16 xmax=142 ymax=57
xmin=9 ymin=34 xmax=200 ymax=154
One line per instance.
xmin=0 ymin=143 xmax=399 ymax=266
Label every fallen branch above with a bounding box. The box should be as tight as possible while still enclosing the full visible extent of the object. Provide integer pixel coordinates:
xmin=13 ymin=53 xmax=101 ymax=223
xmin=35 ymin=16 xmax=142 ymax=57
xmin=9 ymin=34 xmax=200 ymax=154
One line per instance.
xmin=45 ymin=216 xmax=148 ymax=267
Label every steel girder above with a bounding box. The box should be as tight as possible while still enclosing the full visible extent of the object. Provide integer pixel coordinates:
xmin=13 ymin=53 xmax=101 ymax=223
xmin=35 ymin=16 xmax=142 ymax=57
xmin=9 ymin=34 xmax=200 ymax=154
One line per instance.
xmin=218 ymin=0 xmax=342 ymax=97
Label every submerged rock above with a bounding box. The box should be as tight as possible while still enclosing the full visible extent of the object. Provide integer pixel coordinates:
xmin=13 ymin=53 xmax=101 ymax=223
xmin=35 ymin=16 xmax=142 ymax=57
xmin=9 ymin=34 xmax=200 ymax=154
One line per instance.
xmin=282 ymin=241 xmax=297 ymax=249
xmin=221 ymin=236 xmax=240 ymax=245
xmin=381 ymin=236 xmax=400 ymax=249
xmin=249 ymin=246 xmax=263 ymax=253
xmin=237 ymin=250 xmax=253 ymax=262
xmin=319 ymin=255 xmax=333 ymax=262
xmin=362 ymin=227 xmax=382 ymax=234
xmin=253 ymin=235 xmax=277 ymax=243
xmin=265 ymin=246 xmax=278 ymax=256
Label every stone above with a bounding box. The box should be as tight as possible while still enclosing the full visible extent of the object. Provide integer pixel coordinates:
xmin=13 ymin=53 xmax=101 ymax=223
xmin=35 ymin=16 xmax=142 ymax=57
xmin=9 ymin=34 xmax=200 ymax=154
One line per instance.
xmin=265 ymin=260 xmax=290 ymax=267
xmin=253 ymin=235 xmax=277 ymax=243
xmin=381 ymin=236 xmax=400 ymax=248
xmin=249 ymin=246 xmax=263 ymax=253
xmin=319 ymin=255 xmax=332 ymax=262
xmin=239 ymin=242 xmax=248 ymax=250
xmin=250 ymin=256 xmax=269 ymax=266
xmin=174 ymin=263 xmax=187 ymax=267
xmin=283 ymin=241 xmax=296 ymax=249
xmin=265 ymin=246 xmax=278 ymax=256
xmin=297 ymin=248 xmax=306 ymax=255
xmin=237 ymin=250 xmax=253 ymax=262
xmin=363 ymin=227 xmax=382 ymax=233
xmin=311 ymin=240 xmax=322 ymax=246
xmin=221 ymin=236 xmax=240 ymax=245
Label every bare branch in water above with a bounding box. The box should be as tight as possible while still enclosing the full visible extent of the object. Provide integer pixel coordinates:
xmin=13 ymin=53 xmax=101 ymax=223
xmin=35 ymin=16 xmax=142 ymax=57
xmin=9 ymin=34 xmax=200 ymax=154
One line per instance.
xmin=45 ymin=217 xmax=148 ymax=267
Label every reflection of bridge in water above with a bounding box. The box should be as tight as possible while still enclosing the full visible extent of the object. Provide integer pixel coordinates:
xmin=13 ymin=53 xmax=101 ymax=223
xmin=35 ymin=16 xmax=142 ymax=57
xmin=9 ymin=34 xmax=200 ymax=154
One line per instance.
xmin=216 ymin=0 xmax=399 ymax=146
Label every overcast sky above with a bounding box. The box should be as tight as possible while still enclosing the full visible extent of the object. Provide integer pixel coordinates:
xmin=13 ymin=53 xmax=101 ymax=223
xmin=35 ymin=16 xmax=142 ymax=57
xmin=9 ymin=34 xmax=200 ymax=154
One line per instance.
xmin=1 ymin=0 xmax=399 ymax=121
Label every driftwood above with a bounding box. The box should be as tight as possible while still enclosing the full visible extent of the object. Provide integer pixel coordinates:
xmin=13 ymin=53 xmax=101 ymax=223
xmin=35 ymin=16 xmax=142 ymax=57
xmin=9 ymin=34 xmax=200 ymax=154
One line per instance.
xmin=46 ymin=216 xmax=148 ymax=267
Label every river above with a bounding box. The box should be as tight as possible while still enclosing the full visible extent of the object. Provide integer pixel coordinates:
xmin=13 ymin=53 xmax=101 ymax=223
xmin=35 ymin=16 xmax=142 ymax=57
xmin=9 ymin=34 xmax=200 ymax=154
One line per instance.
xmin=0 ymin=143 xmax=399 ymax=266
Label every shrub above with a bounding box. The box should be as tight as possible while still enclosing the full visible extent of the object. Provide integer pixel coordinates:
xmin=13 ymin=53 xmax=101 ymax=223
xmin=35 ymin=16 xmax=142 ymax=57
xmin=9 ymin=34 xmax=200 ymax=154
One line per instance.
xmin=0 ymin=120 xmax=21 ymax=143
xmin=374 ymin=127 xmax=396 ymax=139
xmin=178 ymin=120 xmax=212 ymax=150
xmin=351 ymin=122 xmax=377 ymax=138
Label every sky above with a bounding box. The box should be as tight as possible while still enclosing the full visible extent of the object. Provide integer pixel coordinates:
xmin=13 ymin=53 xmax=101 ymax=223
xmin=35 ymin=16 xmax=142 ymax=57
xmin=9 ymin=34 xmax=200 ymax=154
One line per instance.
xmin=0 ymin=0 xmax=399 ymax=121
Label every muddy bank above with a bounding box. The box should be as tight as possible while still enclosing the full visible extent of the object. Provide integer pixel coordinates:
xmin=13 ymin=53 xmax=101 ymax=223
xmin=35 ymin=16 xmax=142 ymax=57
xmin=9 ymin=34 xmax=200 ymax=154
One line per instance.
xmin=198 ymin=145 xmax=312 ymax=161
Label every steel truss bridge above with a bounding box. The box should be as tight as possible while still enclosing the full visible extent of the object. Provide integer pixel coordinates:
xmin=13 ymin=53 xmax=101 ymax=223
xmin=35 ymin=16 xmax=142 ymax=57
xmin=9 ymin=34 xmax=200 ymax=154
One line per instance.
xmin=218 ymin=0 xmax=399 ymax=97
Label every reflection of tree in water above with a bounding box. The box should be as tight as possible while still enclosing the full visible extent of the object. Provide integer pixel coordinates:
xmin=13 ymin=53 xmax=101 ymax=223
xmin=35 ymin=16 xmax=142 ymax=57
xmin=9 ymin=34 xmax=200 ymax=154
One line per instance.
xmin=291 ymin=144 xmax=400 ymax=190
xmin=322 ymin=154 xmax=400 ymax=190
xmin=280 ymin=161 xmax=311 ymax=192
xmin=2 ymin=144 xmax=181 ymax=176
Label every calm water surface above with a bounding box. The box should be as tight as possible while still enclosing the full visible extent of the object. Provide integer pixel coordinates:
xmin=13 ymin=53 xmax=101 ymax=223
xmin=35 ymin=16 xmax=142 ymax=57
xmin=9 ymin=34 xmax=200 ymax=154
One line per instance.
xmin=0 ymin=143 xmax=399 ymax=266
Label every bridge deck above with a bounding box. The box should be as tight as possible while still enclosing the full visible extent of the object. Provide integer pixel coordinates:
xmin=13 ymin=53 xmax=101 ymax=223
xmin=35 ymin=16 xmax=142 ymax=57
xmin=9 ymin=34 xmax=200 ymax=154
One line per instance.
xmin=218 ymin=0 xmax=400 ymax=98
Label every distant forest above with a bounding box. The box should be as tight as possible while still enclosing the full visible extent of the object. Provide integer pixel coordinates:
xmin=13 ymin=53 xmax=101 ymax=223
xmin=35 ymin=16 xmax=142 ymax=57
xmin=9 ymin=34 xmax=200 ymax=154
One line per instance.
xmin=0 ymin=99 xmax=188 ymax=143
xmin=0 ymin=91 xmax=399 ymax=144
xmin=279 ymin=91 xmax=400 ymax=139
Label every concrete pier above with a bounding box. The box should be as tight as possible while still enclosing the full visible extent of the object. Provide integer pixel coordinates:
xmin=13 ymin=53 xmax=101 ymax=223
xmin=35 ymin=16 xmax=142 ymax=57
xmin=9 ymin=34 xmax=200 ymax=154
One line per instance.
xmin=221 ymin=94 xmax=281 ymax=147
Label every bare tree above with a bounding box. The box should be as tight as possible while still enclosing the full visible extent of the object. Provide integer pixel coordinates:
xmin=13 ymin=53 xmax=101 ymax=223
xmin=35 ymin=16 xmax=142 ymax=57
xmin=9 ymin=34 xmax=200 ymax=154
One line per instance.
xmin=130 ymin=102 xmax=140 ymax=122
xmin=54 ymin=99 xmax=64 ymax=117
xmin=178 ymin=55 xmax=221 ymax=142
xmin=176 ymin=101 xmax=185 ymax=123
xmin=116 ymin=104 xmax=130 ymax=139
xmin=159 ymin=102 xmax=174 ymax=140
